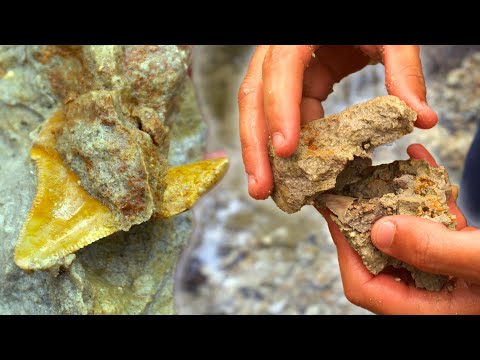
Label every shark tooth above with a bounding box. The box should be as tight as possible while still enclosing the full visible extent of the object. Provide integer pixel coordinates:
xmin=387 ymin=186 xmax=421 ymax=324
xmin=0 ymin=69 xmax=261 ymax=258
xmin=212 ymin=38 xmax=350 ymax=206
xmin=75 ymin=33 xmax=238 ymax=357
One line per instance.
xmin=316 ymin=194 xmax=356 ymax=223
xmin=15 ymin=113 xmax=229 ymax=271
xmin=15 ymin=112 xmax=120 ymax=270
xmin=157 ymin=157 xmax=229 ymax=218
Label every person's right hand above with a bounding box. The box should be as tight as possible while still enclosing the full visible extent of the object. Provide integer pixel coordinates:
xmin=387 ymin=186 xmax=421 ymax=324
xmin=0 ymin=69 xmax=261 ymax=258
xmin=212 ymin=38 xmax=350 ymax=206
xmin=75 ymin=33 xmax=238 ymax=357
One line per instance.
xmin=320 ymin=144 xmax=480 ymax=315
xmin=238 ymin=45 xmax=438 ymax=200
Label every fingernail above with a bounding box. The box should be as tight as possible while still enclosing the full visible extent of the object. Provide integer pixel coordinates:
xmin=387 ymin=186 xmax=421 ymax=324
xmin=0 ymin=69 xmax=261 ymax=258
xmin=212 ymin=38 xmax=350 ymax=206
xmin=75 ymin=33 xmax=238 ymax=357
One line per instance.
xmin=272 ymin=132 xmax=284 ymax=150
xmin=204 ymin=150 xmax=227 ymax=159
xmin=373 ymin=221 xmax=396 ymax=250
xmin=248 ymin=175 xmax=257 ymax=187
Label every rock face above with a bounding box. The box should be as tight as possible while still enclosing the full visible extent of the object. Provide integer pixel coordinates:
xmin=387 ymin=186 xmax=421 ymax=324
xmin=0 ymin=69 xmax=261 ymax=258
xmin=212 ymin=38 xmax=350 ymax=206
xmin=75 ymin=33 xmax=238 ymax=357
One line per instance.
xmin=317 ymin=159 xmax=455 ymax=291
xmin=269 ymin=96 xmax=456 ymax=292
xmin=269 ymin=96 xmax=416 ymax=213
xmin=0 ymin=45 xmax=207 ymax=314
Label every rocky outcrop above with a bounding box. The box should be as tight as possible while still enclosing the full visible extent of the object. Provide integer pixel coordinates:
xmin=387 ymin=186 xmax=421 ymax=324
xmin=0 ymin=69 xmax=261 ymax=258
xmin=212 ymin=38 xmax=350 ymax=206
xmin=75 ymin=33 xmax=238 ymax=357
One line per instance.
xmin=0 ymin=45 xmax=207 ymax=314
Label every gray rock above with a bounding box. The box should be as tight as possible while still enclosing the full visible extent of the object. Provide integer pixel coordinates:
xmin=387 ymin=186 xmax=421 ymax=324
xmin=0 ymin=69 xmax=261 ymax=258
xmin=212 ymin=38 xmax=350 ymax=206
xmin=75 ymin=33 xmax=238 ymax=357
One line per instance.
xmin=0 ymin=45 xmax=206 ymax=314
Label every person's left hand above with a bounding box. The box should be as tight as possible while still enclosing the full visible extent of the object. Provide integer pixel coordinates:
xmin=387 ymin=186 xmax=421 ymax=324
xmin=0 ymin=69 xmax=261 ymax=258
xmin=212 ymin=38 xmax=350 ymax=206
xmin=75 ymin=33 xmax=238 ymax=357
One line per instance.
xmin=319 ymin=144 xmax=480 ymax=314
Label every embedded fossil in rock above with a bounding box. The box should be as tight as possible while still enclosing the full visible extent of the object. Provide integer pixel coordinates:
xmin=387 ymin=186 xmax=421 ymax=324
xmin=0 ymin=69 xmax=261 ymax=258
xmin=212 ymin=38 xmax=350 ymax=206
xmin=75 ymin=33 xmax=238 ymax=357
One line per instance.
xmin=15 ymin=111 xmax=228 ymax=271
xmin=269 ymin=96 xmax=416 ymax=213
xmin=317 ymin=159 xmax=455 ymax=291
xmin=269 ymin=96 xmax=457 ymax=291
xmin=14 ymin=45 xmax=229 ymax=272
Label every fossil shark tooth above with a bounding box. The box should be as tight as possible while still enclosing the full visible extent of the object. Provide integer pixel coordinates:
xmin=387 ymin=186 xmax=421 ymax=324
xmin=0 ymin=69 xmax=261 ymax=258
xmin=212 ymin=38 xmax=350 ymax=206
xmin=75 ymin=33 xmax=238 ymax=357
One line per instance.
xmin=316 ymin=194 xmax=356 ymax=223
xmin=158 ymin=157 xmax=229 ymax=218
xmin=15 ymin=113 xmax=229 ymax=271
xmin=14 ymin=113 xmax=120 ymax=271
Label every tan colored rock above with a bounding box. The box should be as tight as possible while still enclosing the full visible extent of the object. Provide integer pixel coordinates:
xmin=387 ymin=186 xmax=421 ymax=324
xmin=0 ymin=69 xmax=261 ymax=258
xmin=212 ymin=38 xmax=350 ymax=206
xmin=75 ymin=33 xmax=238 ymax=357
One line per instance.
xmin=56 ymin=91 xmax=168 ymax=230
xmin=269 ymin=96 xmax=456 ymax=291
xmin=269 ymin=96 xmax=416 ymax=213
xmin=317 ymin=159 xmax=455 ymax=291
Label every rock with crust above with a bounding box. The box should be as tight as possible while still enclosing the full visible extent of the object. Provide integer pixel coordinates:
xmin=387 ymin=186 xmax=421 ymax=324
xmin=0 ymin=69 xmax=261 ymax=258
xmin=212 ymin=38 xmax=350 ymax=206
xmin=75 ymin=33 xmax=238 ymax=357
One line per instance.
xmin=269 ymin=96 xmax=416 ymax=213
xmin=317 ymin=159 xmax=455 ymax=291
xmin=269 ymin=96 xmax=456 ymax=291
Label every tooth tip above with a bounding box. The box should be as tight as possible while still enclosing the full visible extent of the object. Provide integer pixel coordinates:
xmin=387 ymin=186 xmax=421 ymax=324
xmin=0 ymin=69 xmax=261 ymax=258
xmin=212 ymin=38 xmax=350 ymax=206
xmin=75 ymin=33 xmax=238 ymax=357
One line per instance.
xmin=158 ymin=157 xmax=229 ymax=218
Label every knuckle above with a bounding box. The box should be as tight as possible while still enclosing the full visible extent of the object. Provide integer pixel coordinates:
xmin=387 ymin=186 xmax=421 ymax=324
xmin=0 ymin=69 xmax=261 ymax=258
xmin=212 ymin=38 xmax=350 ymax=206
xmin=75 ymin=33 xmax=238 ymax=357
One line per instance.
xmin=263 ymin=47 xmax=282 ymax=73
xmin=240 ymin=136 xmax=255 ymax=155
xmin=343 ymin=284 xmax=364 ymax=307
xmin=263 ymin=45 xmax=310 ymax=74
xmin=395 ymin=64 xmax=425 ymax=83
xmin=237 ymin=79 xmax=257 ymax=105
xmin=386 ymin=63 xmax=426 ymax=96
xmin=413 ymin=230 xmax=436 ymax=270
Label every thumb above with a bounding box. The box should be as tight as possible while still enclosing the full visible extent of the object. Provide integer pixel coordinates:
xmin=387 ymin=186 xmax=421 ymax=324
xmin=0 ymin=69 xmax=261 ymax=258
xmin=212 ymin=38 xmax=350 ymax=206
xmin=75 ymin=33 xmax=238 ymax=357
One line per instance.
xmin=371 ymin=215 xmax=480 ymax=283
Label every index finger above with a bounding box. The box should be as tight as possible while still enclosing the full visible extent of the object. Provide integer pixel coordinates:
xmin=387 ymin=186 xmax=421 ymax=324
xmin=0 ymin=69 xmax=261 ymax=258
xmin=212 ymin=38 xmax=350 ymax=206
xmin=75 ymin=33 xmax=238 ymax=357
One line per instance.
xmin=382 ymin=45 xmax=438 ymax=129
xmin=238 ymin=46 xmax=273 ymax=199
xmin=262 ymin=45 xmax=320 ymax=157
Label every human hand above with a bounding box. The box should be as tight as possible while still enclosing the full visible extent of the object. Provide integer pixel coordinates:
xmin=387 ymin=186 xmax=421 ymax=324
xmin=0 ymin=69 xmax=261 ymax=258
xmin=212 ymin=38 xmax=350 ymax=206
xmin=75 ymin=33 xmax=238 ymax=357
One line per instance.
xmin=319 ymin=144 xmax=480 ymax=315
xmin=238 ymin=45 xmax=438 ymax=199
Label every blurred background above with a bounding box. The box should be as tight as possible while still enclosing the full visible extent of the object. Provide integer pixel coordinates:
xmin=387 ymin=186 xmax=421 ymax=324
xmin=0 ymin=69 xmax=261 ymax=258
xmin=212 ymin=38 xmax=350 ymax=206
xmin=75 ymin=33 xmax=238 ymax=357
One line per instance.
xmin=174 ymin=45 xmax=480 ymax=314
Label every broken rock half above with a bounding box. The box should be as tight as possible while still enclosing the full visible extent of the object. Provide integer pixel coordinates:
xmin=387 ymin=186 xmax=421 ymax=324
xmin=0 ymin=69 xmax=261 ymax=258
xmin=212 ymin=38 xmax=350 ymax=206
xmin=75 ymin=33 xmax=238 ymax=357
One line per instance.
xmin=269 ymin=96 xmax=456 ymax=291
xmin=269 ymin=95 xmax=416 ymax=213
xmin=317 ymin=159 xmax=455 ymax=291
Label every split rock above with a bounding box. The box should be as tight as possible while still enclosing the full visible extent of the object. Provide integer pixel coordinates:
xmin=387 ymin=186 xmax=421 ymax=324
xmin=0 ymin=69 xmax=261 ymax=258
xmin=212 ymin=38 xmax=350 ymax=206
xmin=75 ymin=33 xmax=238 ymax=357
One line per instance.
xmin=317 ymin=159 xmax=455 ymax=291
xmin=269 ymin=96 xmax=416 ymax=213
xmin=269 ymin=96 xmax=456 ymax=291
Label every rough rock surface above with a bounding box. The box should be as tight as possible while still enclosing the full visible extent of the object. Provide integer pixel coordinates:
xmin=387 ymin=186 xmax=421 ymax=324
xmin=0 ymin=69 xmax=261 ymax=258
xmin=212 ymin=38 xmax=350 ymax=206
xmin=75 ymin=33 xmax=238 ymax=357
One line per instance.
xmin=177 ymin=45 xmax=370 ymax=315
xmin=269 ymin=96 xmax=416 ymax=213
xmin=177 ymin=45 xmax=478 ymax=314
xmin=0 ymin=45 xmax=207 ymax=314
xmin=317 ymin=159 xmax=455 ymax=291
xmin=269 ymin=96 xmax=455 ymax=291
xmin=49 ymin=46 xmax=190 ymax=230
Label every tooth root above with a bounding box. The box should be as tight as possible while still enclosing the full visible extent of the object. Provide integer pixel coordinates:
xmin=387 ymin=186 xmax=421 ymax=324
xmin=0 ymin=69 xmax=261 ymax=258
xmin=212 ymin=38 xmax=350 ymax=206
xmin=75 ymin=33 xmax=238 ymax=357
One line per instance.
xmin=158 ymin=157 xmax=229 ymax=218
xmin=14 ymin=113 xmax=120 ymax=271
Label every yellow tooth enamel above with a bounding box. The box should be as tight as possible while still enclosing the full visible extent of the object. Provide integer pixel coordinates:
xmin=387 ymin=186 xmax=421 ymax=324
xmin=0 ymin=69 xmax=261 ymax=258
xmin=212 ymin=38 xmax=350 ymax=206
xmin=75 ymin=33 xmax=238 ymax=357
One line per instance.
xmin=15 ymin=112 xmax=229 ymax=271
xmin=158 ymin=157 xmax=229 ymax=218
xmin=14 ymin=113 xmax=120 ymax=270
